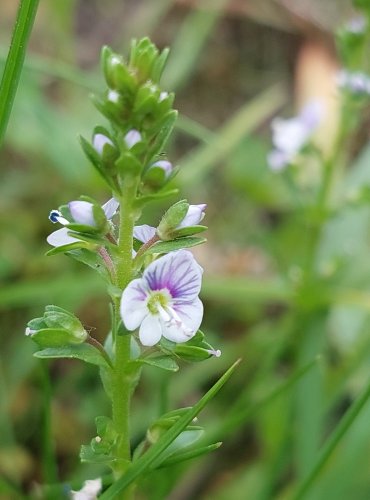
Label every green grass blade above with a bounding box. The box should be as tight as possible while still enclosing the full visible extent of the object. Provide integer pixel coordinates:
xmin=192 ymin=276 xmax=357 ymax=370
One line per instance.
xmin=100 ymin=360 xmax=240 ymax=499
xmin=292 ymin=375 xmax=370 ymax=500
xmin=0 ymin=0 xmax=40 ymax=148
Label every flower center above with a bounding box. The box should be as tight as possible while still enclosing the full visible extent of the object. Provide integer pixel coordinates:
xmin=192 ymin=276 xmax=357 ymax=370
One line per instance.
xmin=147 ymin=290 xmax=170 ymax=314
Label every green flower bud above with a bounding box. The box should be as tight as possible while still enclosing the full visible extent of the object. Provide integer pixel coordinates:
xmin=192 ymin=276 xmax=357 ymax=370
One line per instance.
xmin=26 ymin=306 xmax=87 ymax=348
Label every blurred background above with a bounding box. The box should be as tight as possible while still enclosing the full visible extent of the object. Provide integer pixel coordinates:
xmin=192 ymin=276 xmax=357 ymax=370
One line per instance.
xmin=3 ymin=0 xmax=370 ymax=499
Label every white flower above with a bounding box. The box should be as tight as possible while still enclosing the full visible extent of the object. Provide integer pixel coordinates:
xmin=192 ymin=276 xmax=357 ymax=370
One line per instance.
xmin=47 ymin=198 xmax=119 ymax=247
xmin=267 ymin=99 xmax=323 ymax=171
xmin=120 ymin=250 xmax=203 ymax=346
xmin=70 ymin=478 xmax=102 ymax=500
xmin=336 ymin=70 xmax=370 ymax=95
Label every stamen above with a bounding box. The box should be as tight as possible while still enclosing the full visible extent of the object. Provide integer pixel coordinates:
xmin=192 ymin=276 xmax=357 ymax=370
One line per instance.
xmin=25 ymin=327 xmax=35 ymax=336
xmin=206 ymin=349 xmax=222 ymax=358
xmin=49 ymin=210 xmax=69 ymax=225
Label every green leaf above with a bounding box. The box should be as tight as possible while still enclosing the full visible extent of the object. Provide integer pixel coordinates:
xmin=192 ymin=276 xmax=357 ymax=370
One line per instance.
xmin=79 ymin=135 xmax=118 ymax=190
xmin=155 ymin=442 xmax=222 ymax=469
xmin=172 ymin=225 xmax=207 ymax=238
xmin=33 ymin=343 xmax=110 ymax=368
xmin=46 ymin=241 xmax=91 ymax=256
xmin=150 ymin=429 xmax=204 ymax=468
xmin=132 ymin=356 xmax=179 ymax=372
xmin=100 ymin=360 xmax=240 ymax=499
xmin=28 ymin=328 xmax=78 ymax=348
xmin=136 ymin=188 xmax=179 ymax=206
xmin=80 ymin=445 xmax=115 ymax=464
xmin=146 ymin=237 xmax=207 ymax=255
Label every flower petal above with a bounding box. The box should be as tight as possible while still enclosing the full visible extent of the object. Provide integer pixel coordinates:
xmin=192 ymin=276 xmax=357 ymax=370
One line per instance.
xmin=69 ymin=201 xmax=95 ymax=226
xmin=102 ymin=198 xmax=119 ymax=219
xmin=120 ymin=278 xmax=149 ymax=330
xmin=93 ymin=133 xmax=114 ymax=155
xmin=177 ymin=204 xmax=206 ymax=229
xmin=173 ymin=297 xmax=204 ymax=334
xmin=139 ymin=314 xmax=162 ymax=346
xmin=71 ymin=478 xmax=102 ymax=500
xmin=47 ymin=228 xmax=81 ymax=247
xmin=143 ymin=250 xmax=203 ymax=301
xmin=134 ymin=224 xmax=156 ymax=243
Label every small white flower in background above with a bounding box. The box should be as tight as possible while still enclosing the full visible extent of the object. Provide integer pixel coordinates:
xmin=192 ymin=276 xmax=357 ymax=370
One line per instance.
xmin=336 ymin=70 xmax=370 ymax=96
xmin=120 ymin=250 xmax=203 ymax=346
xmin=71 ymin=478 xmax=102 ymax=500
xmin=93 ymin=134 xmax=114 ymax=155
xmin=267 ymin=99 xmax=323 ymax=172
xmin=343 ymin=15 xmax=367 ymax=34
xmin=124 ymin=129 xmax=142 ymax=148
xmin=47 ymin=198 xmax=119 ymax=248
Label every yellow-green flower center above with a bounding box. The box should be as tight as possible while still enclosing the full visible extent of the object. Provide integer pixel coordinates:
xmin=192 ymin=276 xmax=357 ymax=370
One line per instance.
xmin=147 ymin=290 xmax=170 ymax=314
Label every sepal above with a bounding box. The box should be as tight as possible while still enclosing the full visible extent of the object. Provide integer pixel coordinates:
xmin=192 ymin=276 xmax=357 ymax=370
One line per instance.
xmin=26 ymin=306 xmax=87 ymax=347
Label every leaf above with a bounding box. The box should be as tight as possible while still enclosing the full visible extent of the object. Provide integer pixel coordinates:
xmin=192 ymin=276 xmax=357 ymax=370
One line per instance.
xmin=46 ymin=241 xmax=91 ymax=256
xmin=131 ymin=356 xmax=179 ymax=372
xmin=136 ymin=188 xmax=179 ymax=206
xmin=80 ymin=445 xmax=115 ymax=464
xmin=150 ymin=429 xmax=204 ymax=469
xmin=100 ymin=360 xmax=240 ymax=499
xmin=34 ymin=343 xmax=110 ymax=368
xmin=146 ymin=237 xmax=206 ymax=255
xmin=156 ymin=442 xmax=222 ymax=469
xmin=28 ymin=328 xmax=78 ymax=349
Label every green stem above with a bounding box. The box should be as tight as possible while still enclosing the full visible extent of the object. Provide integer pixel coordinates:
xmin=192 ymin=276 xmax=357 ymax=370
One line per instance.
xmin=40 ymin=361 xmax=58 ymax=488
xmin=0 ymin=0 xmax=40 ymax=148
xmin=111 ymin=179 xmax=139 ymax=486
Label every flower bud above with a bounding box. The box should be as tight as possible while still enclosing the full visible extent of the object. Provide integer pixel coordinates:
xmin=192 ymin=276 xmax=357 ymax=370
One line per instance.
xmin=93 ymin=133 xmax=114 ymax=156
xmin=124 ymin=129 xmax=142 ymax=149
xmin=177 ymin=204 xmax=206 ymax=229
xmin=102 ymin=46 xmax=136 ymax=93
xmin=69 ymin=201 xmax=96 ymax=226
xmin=26 ymin=305 xmax=87 ymax=348
xmin=157 ymin=201 xmax=207 ymax=241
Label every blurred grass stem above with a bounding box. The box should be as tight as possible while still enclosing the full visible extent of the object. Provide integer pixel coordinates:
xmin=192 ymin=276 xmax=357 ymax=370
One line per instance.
xmin=292 ymin=375 xmax=370 ymax=500
xmin=0 ymin=0 xmax=39 ymax=148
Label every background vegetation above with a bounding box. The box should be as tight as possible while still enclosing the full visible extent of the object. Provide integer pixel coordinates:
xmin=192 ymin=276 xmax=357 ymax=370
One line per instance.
xmin=2 ymin=0 xmax=370 ymax=498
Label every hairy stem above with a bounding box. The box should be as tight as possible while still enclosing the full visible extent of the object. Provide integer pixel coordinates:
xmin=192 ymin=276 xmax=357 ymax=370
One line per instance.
xmin=111 ymin=177 xmax=139 ymax=487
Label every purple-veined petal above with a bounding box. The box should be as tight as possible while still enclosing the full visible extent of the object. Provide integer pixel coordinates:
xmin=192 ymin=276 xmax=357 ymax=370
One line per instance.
xmin=139 ymin=315 xmax=162 ymax=346
xmin=93 ymin=134 xmax=114 ymax=155
xmin=134 ymin=224 xmax=156 ymax=243
xmin=47 ymin=228 xmax=81 ymax=247
xmin=102 ymin=198 xmax=119 ymax=219
xmin=69 ymin=201 xmax=95 ymax=226
xmin=177 ymin=204 xmax=206 ymax=229
xmin=120 ymin=278 xmax=149 ymax=330
xmin=143 ymin=250 xmax=203 ymax=300
xmin=172 ymin=297 xmax=204 ymax=334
